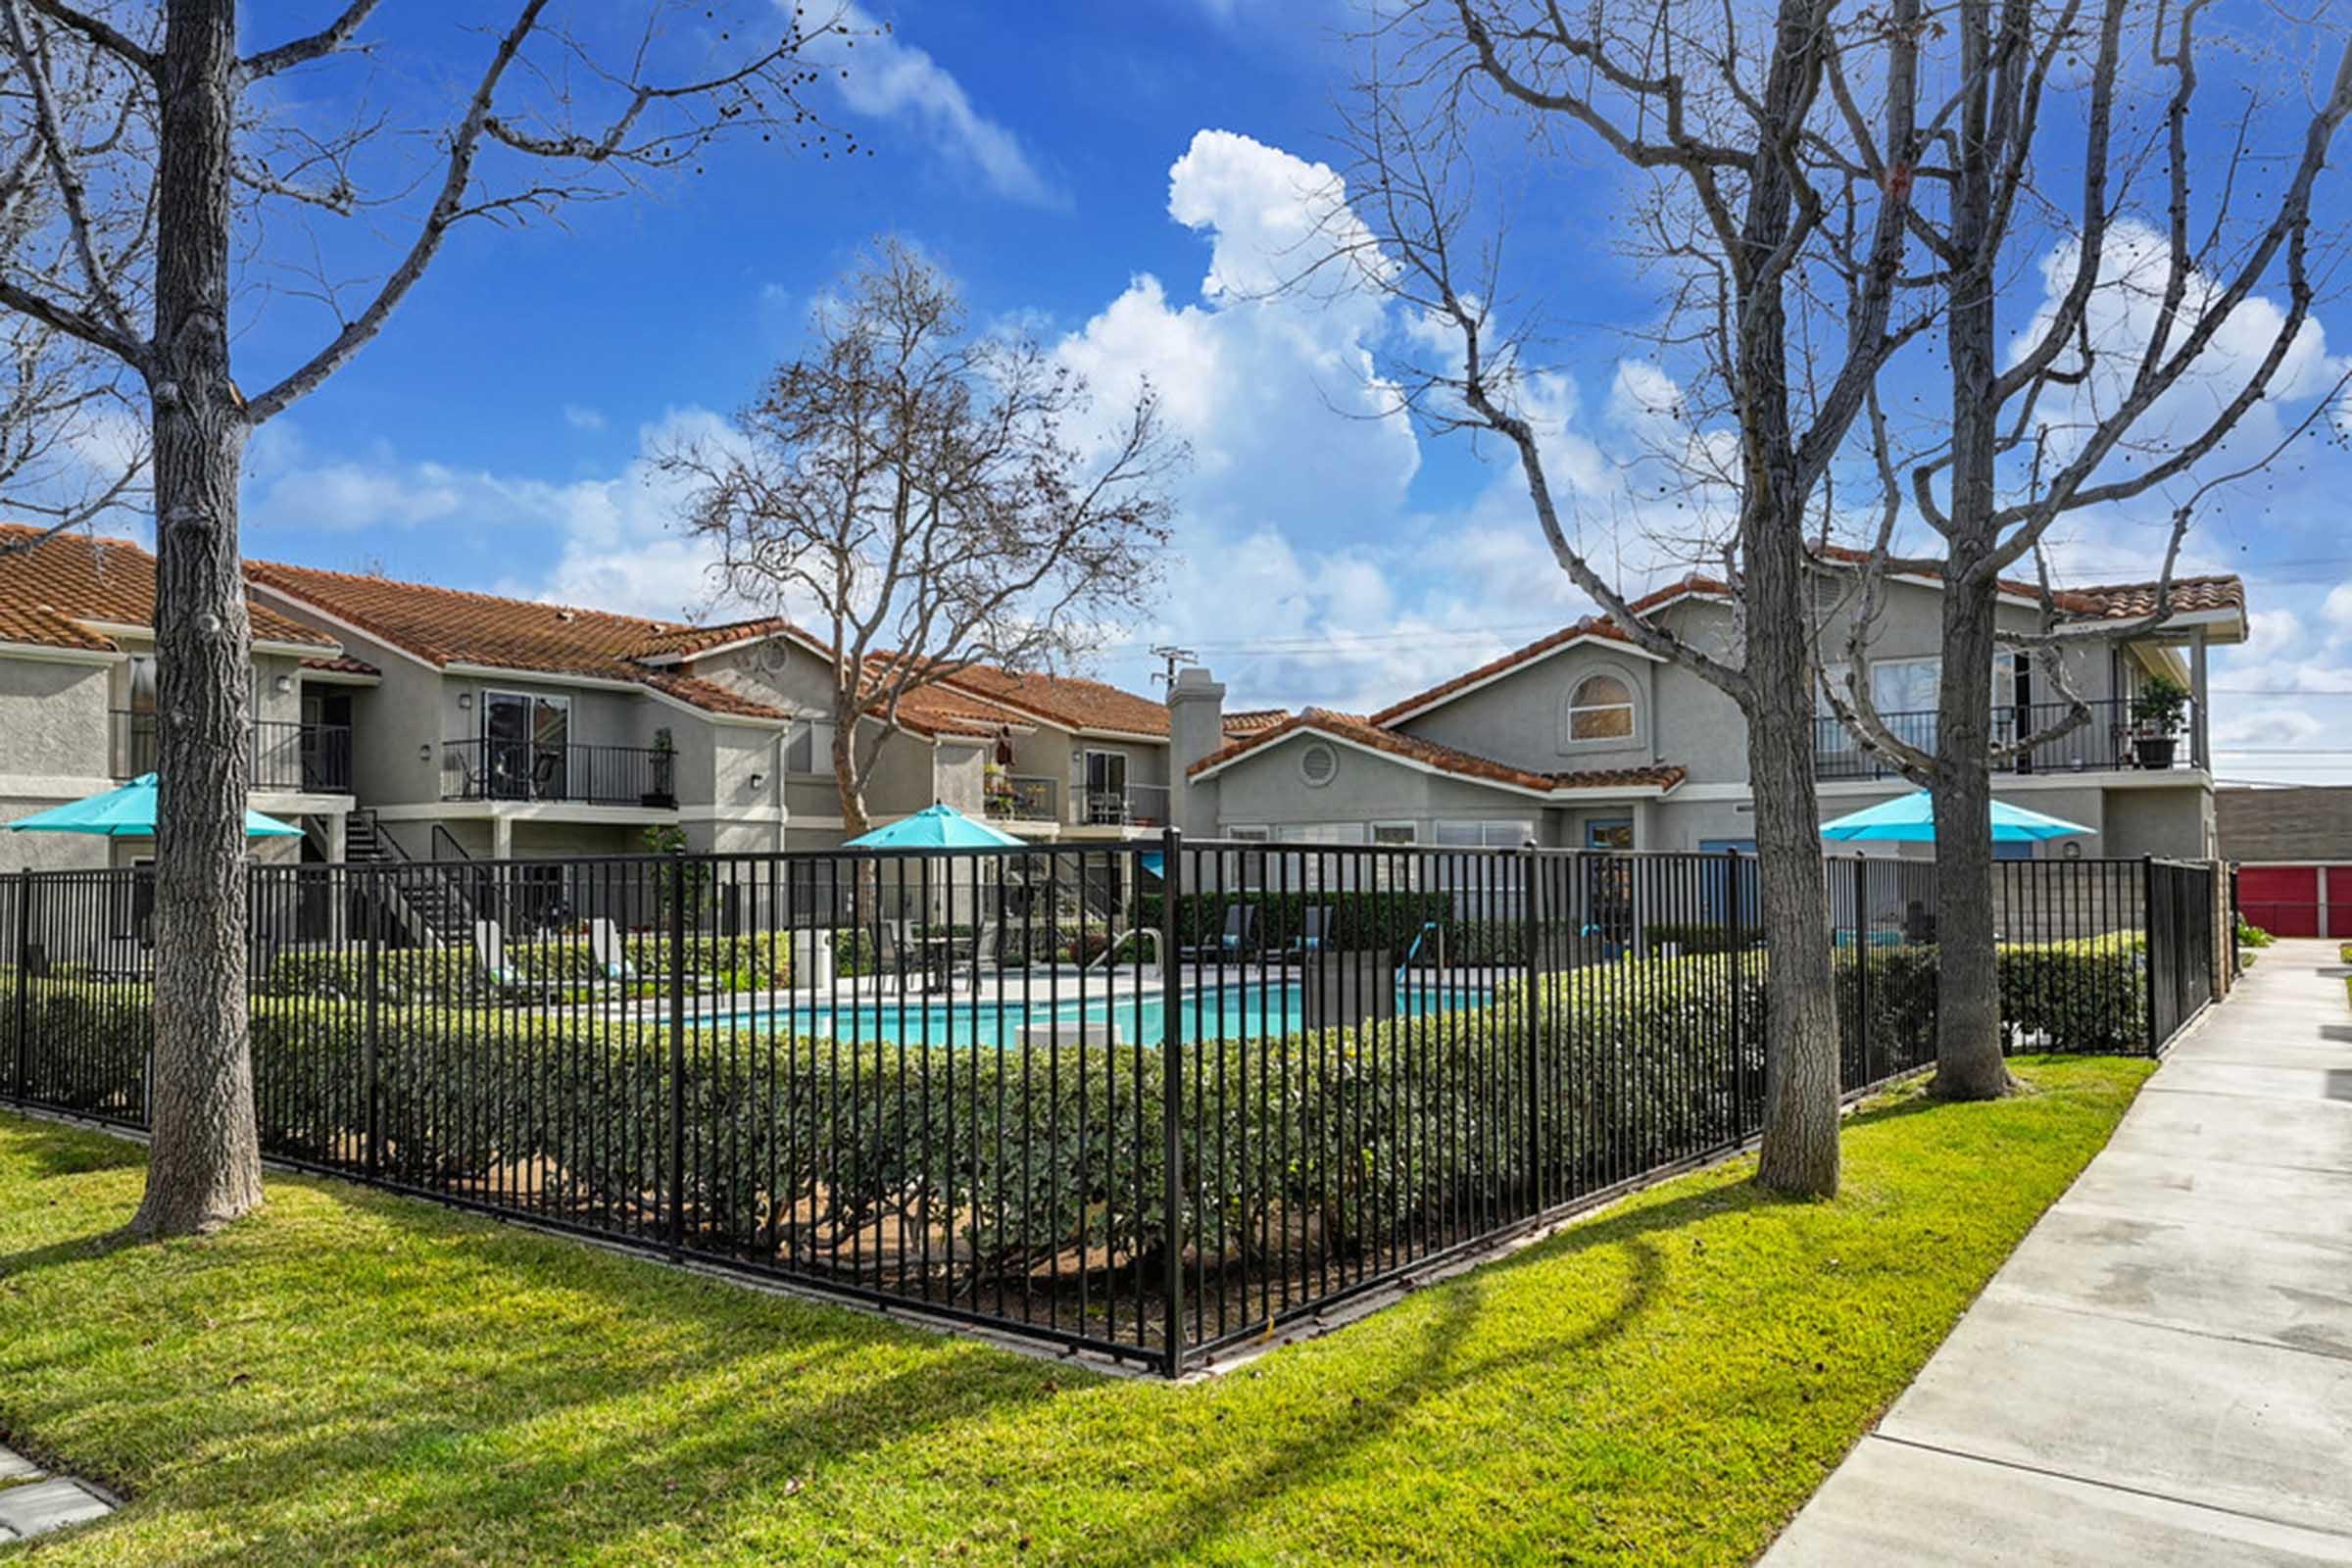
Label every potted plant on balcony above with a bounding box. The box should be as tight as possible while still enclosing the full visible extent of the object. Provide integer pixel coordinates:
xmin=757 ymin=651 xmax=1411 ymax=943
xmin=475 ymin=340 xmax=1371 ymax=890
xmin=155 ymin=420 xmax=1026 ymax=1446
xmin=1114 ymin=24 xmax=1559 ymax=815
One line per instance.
xmin=983 ymin=761 xmax=1015 ymax=819
xmin=2130 ymin=674 xmax=2189 ymax=769
xmin=642 ymin=729 xmax=679 ymax=808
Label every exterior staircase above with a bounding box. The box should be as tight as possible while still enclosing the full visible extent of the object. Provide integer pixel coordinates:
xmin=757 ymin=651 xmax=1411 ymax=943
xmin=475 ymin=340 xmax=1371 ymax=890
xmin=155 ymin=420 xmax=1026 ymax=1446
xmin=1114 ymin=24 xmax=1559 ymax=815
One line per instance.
xmin=344 ymin=809 xmax=475 ymax=946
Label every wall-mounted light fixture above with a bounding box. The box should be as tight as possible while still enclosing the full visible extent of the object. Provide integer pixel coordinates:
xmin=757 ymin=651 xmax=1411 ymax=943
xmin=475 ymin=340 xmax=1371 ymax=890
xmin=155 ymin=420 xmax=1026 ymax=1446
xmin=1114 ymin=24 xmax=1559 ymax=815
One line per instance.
xmin=418 ymin=743 xmax=432 ymax=764
xmin=457 ymin=691 xmax=473 ymax=711
xmin=2062 ymin=840 xmax=2082 ymax=860
xmin=748 ymin=771 xmax=766 ymax=792
xmin=271 ymin=673 xmax=292 ymax=696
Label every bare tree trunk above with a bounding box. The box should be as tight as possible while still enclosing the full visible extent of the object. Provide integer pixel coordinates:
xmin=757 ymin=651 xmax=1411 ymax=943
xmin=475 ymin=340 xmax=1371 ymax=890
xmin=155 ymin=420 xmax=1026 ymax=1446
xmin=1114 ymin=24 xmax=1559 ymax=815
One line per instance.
xmin=830 ymin=714 xmax=870 ymax=840
xmin=1929 ymin=579 xmax=2015 ymax=1099
xmin=1924 ymin=0 xmax=2017 ymax=1102
xmin=1746 ymin=494 xmax=1842 ymax=1198
xmin=130 ymin=0 xmax=263 ymax=1237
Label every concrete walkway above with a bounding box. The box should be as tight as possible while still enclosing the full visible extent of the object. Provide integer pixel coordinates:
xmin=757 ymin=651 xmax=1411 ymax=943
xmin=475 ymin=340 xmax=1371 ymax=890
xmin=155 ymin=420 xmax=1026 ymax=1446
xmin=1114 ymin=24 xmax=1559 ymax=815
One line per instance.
xmin=1764 ymin=939 xmax=2352 ymax=1567
xmin=0 ymin=1443 xmax=113 ymax=1543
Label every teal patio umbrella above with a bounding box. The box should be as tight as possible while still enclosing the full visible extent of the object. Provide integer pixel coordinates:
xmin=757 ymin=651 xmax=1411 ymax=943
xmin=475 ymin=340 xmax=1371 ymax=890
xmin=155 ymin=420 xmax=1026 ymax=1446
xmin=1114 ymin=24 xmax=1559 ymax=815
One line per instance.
xmin=844 ymin=802 xmax=1025 ymax=850
xmin=1820 ymin=788 xmax=2091 ymax=844
xmin=8 ymin=773 xmax=303 ymax=839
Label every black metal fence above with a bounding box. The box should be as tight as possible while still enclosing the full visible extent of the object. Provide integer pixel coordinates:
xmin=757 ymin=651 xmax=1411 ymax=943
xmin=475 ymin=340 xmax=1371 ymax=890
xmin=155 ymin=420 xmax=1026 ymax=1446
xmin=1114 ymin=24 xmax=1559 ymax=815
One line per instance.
xmin=0 ymin=841 xmax=2215 ymax=1373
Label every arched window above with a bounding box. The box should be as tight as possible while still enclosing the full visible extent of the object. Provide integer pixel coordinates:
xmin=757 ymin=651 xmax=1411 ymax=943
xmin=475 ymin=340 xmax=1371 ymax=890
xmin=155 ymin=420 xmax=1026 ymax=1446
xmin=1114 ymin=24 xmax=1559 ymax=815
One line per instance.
xmin=1566 ymin=673 xmax=1636 ymax=743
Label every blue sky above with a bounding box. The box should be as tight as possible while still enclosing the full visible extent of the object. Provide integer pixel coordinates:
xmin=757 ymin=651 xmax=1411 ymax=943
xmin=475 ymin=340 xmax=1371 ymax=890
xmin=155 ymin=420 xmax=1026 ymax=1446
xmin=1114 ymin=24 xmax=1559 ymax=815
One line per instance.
xmin=194 ymin=2 xmax=2352 ymax=784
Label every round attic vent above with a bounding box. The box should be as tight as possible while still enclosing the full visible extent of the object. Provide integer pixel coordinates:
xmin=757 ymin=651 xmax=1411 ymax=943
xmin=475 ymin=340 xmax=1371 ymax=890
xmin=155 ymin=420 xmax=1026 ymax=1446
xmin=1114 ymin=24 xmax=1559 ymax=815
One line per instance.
xmin=758 ymin=642 xmax=792 ymax=673
xmin=1299 ymin=740 xmax=1339 ymax=788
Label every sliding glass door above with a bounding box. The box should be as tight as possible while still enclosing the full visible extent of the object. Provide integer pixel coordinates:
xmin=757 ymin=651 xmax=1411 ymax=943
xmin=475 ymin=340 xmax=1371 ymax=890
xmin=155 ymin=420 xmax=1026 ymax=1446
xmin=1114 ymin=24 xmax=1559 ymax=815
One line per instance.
xmin=484 ymin=691 xmax=569 ymax=801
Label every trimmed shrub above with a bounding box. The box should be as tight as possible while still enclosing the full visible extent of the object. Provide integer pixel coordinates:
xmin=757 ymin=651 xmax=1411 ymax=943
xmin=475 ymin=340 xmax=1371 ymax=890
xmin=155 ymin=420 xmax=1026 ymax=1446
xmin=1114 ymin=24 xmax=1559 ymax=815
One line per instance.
xmin=1138 ymin=891 xmax=1457 ymax=955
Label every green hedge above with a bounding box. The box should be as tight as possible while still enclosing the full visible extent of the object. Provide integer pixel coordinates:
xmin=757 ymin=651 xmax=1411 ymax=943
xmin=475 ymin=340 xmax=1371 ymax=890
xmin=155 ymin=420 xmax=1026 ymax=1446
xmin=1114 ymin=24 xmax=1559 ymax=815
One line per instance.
xmin=0 ymin=955 xmax=1766 ymax=1275
xmin=1832 ymin=933 xmax=2148 ymax=1060
xmin=258 ymin=933 xmax=795 ymax=1001
xmin=1138 ymin=891 xmax=1463 ymax=955
xmin=0 ymin=933 xmax=2139 ymax=1292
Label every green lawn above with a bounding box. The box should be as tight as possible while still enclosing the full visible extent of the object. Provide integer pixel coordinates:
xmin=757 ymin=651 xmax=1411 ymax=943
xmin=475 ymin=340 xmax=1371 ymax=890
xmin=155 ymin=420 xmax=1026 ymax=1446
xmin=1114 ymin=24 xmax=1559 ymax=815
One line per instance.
xmin=0 ymin=1054 xmax=2150 ymax=1567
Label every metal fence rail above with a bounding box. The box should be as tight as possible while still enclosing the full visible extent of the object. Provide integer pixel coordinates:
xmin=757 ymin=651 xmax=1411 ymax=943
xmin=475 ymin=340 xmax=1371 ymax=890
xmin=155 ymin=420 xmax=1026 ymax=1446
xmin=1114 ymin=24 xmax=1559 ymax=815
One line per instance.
xmin=0 ymin=841 xmax=2214 ymax=1374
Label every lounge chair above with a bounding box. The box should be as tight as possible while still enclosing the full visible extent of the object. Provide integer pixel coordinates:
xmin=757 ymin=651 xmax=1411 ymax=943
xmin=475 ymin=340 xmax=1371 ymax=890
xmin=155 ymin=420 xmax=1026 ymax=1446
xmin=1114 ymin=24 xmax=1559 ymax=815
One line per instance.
xmin=586 ymin=917 xmax=639 ymax=983
xmin=472 ymin=920 xmax=559 ymax=998
xmin=1181 ymin=904 xmax=1257 ymax=962
xmin=1285 ymin=906 xmax=1333 ymax=962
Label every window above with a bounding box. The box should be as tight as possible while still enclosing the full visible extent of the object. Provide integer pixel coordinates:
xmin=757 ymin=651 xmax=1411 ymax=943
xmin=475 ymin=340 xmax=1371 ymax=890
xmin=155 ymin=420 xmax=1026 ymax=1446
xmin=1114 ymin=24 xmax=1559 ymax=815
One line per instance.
xmin=1434 ymin=820 xmax=1532 ymax=848
xmin=784 ymin=717 xmax=835 ymax=773
xmin=1224 ymin=824 xmax=1270 ymax=841
xmin=1566 ymin=673 xmax=1636 ymax=742
xmin=1298 ymin=740 xmax=1339 ymax=786
xmin=1372 ymin=822 xmax=1416 ymax=845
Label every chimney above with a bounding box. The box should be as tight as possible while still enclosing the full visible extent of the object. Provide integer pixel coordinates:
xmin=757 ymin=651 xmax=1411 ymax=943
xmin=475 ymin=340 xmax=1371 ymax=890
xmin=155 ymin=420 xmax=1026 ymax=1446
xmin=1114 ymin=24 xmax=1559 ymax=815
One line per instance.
xmin=1166 ymin=664 xmax=1225 ymax=839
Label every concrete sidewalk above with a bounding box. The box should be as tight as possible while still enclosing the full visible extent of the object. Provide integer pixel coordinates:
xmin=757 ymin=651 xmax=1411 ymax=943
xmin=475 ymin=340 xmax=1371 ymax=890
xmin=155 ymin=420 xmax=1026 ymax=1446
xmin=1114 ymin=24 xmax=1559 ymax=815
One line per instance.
xmin=1763 ymin=939 xmax=2352 ymax=1567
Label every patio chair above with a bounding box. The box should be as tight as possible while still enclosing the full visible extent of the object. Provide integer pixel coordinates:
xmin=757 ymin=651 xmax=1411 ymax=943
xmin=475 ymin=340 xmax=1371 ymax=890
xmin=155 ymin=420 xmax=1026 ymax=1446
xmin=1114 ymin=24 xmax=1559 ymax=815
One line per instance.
xmin=472 ymin=920 xmax=559 ymax=999
xmin=586 ymin=917 xmax=639 ymax=983
xmin=1180 ymin=903 xmax=1256 ymax=962
xmin=1284 ymin=905 xmax=1334 ymax=962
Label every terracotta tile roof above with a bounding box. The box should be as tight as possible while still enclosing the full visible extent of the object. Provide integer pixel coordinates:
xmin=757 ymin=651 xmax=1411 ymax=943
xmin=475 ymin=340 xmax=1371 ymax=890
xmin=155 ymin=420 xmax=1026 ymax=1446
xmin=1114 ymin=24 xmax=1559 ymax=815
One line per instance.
xmin=933 ymin=664 xmax=1171 ymax=737
xmin=634 ymin=614 xmax=816 ymax=661
xmin=1365 ymin=574 xmax=1717 ymax=728
xmin=299 ymin=654 xmax=380 ymax=677
xmin=0 ymin=524 xmax=332 ymax=651
xmin=247 ymin=561 xmax=791 ymax=721
xmin=2060 ymin=574 xmax=2245 ymax=622
xmin=1188 ymin=708 xmax=1685 ymax=796
xmin=867 ymin=680 xmax=1028 ymax=740
xmin=1223 ymin=708 xmax=1289 ymax=737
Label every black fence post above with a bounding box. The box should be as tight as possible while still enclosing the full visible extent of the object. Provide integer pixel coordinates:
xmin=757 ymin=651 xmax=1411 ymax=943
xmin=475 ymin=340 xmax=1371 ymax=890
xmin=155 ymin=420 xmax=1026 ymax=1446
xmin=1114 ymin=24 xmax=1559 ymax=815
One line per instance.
xmin=2141 ymin=855 xmax=2160 ymax=1055
xmin=1724 ymin=849 xmax=1744 ymax=1139
xmin=364 ymin=868 xmax=381 ymax=1182
xmin=1852 ymin=854 xmax=1870 ymax=1085
xmin=668 ymin=845 xmax=688 ymax=1257
xmin=11 ymin=868 xmax=29 ymax=1104
xmin=1157 ymin=826 xmax=1186 ymax=1377
xmin=1519 ymin=840 xmax=1541 ymax=1208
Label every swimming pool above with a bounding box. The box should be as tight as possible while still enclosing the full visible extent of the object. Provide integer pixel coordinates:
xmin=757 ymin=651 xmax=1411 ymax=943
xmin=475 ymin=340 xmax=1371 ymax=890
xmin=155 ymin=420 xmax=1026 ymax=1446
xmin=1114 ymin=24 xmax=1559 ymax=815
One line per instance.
xmin=715 ymin=978 xmax=1492 ymax=1049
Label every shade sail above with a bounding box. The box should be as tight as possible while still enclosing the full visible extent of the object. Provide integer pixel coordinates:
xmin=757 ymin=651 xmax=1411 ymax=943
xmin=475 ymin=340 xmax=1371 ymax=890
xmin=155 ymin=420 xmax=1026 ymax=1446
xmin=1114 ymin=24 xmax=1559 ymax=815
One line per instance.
xmin=844 ymin=803 xmax=1026 ymax=850
xmin=1820 ymin=789 xmax=2092 ymax=844
xmin=7 ymin=773 xmax=304 ymax=839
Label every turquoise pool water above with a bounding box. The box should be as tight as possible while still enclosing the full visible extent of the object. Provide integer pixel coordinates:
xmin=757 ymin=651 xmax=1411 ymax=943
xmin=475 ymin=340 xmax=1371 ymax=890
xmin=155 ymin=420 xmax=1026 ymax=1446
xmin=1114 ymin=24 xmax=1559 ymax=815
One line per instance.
xmin=718 ymin=980 xmax=1490 ymax=1049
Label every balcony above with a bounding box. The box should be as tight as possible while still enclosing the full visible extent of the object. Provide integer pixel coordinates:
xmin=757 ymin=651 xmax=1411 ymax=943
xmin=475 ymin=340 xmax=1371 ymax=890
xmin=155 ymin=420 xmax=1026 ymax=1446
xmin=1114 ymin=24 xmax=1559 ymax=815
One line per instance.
xmin=984 ymin=773 xmax=1057 ymax=822
xmin=110 ymin=710 xmax=352 ymax=793
xmin=1082 ymin=781 xmax=1171 ymax=827
xmin=441 ymin=738 xmax=676 ymax=807
xmin=1816 ymin=698 xmax=2202 ymax=781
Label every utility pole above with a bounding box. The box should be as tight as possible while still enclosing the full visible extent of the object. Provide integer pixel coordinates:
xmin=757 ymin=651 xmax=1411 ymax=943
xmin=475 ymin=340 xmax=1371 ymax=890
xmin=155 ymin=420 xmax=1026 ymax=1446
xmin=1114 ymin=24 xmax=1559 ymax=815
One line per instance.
xmin=1150 ymin=644 xmax=1196 ymax=692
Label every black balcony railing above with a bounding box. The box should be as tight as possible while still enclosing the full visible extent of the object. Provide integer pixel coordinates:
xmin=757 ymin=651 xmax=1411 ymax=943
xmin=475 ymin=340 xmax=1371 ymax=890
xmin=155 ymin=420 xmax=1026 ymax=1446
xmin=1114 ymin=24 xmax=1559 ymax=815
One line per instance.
xmin=440 ymin=737 xmax=676 ymax=806
xmin=984 ymin=774 xmax=1056 ymax=821
xmin=1815 ymin=697 xmax=2199 ymax=781
xmin=1084 ymin=781 xmax=1172 ymax=826
xmin=108 ymin=710 xmax=352 ymax=793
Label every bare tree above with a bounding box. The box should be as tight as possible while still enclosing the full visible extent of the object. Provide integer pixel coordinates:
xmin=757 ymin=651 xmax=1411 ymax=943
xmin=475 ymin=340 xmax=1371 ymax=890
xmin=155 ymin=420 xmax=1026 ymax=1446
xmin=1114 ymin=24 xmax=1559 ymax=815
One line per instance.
xmin=1344 ymin=0 xmax=1929 ymax=1197
xmin=1822 ymin=0 xmax=2352 ymax=1099
xmin=0 ymin=0 xmax=870 ymax=1236
xmin=666 ymin=241 xmax=1180 ymax=837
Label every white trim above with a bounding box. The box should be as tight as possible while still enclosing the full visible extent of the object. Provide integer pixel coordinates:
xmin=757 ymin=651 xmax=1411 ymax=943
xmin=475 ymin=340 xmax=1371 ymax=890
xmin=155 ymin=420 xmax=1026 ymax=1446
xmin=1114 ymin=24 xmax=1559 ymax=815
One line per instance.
xmin=1666 ymin=768 xmax=2216 ymax=806
xmin=1190 ymin=721 xmax=1677 ymax=802
xmin=250 ymin=790 xmax=352 ymax=816
xmin=0 ymin=641 xmax=121 ymax=667
xmin=74 ymin=615 xmax=338 ymax=660
xmin=1378 ymin=632 xmax=1665 ymax=728
xmin=368 ymin=801 xmax=680 ymax=826
xmin=296 ymin=666 xmax=380 ymax=687
xmin=245 ymin=586 xmax=442 ymax=671
xmin=634 ymin=622 xmax=833 ymax=669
